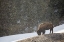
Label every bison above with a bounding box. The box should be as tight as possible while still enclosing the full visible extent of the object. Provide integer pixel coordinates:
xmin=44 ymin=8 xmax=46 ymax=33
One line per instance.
xmin=37 ymin=22 xmax=54 ymax=35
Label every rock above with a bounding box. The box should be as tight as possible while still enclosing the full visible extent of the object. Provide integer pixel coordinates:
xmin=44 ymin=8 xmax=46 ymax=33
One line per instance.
xmin=16 ymin=33 xmax=64 ymax=42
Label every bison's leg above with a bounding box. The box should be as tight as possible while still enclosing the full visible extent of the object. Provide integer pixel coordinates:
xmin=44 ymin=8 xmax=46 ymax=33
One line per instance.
xmin=50 ymin=29 xmax=51 ymax=33
xmin=50 ymin=28 xmax=53 ymax=33
xmin=42 ymin=30 xmax=45 ymax=34
xmin=52 ymin=28 xmax=53 ymax=33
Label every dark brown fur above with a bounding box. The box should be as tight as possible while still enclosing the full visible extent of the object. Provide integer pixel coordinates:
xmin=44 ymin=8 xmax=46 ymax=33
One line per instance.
xmin=37 ymin=22 xmax=54 ymax=35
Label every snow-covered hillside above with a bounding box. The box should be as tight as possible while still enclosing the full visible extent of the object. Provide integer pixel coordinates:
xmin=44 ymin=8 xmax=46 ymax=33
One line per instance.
xmin=0 ymin=24 xmax=64 ymax=42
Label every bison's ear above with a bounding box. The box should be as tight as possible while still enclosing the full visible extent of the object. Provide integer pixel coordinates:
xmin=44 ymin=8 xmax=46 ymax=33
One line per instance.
xmin=37 ymin=30 xmax=41 ymax=35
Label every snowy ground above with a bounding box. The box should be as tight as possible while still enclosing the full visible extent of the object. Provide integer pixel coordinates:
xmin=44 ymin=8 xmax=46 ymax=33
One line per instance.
xmin=0 ymin=24 xmax=64 ymax=42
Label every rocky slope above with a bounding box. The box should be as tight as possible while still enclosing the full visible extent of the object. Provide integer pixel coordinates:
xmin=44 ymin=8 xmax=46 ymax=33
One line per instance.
xmin=16 ymin=33 xmax=64 ymax=42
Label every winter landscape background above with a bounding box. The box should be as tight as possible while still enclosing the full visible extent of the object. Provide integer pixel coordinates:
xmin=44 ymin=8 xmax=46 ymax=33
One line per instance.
xmin=0 ymin=0 xmax=64 ymax=42
xmin=0 ymin=0 xmax=64 ymax=37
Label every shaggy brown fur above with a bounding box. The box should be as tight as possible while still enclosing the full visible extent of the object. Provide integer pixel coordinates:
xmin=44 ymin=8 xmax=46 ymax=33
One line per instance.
xmin=37 ymin=22 xmax=54 ymax=35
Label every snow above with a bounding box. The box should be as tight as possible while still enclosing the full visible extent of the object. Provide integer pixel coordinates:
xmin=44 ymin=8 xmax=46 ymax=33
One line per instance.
xmin=0 ymin=32 xmax=37 ymax=42
xmin=55 ymin=29 xmax=64 ymax=33
xmin=0 ymin=24 xmax=64 ymax=42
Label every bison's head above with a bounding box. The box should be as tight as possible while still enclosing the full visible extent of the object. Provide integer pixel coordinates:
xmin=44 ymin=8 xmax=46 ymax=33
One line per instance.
xmin=37 ymin=30 xmax=41 ymax=35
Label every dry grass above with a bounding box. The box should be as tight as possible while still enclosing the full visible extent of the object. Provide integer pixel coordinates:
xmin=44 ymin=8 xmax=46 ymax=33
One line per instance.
xmin=16 ymin=33 xmax=64 ymax=42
